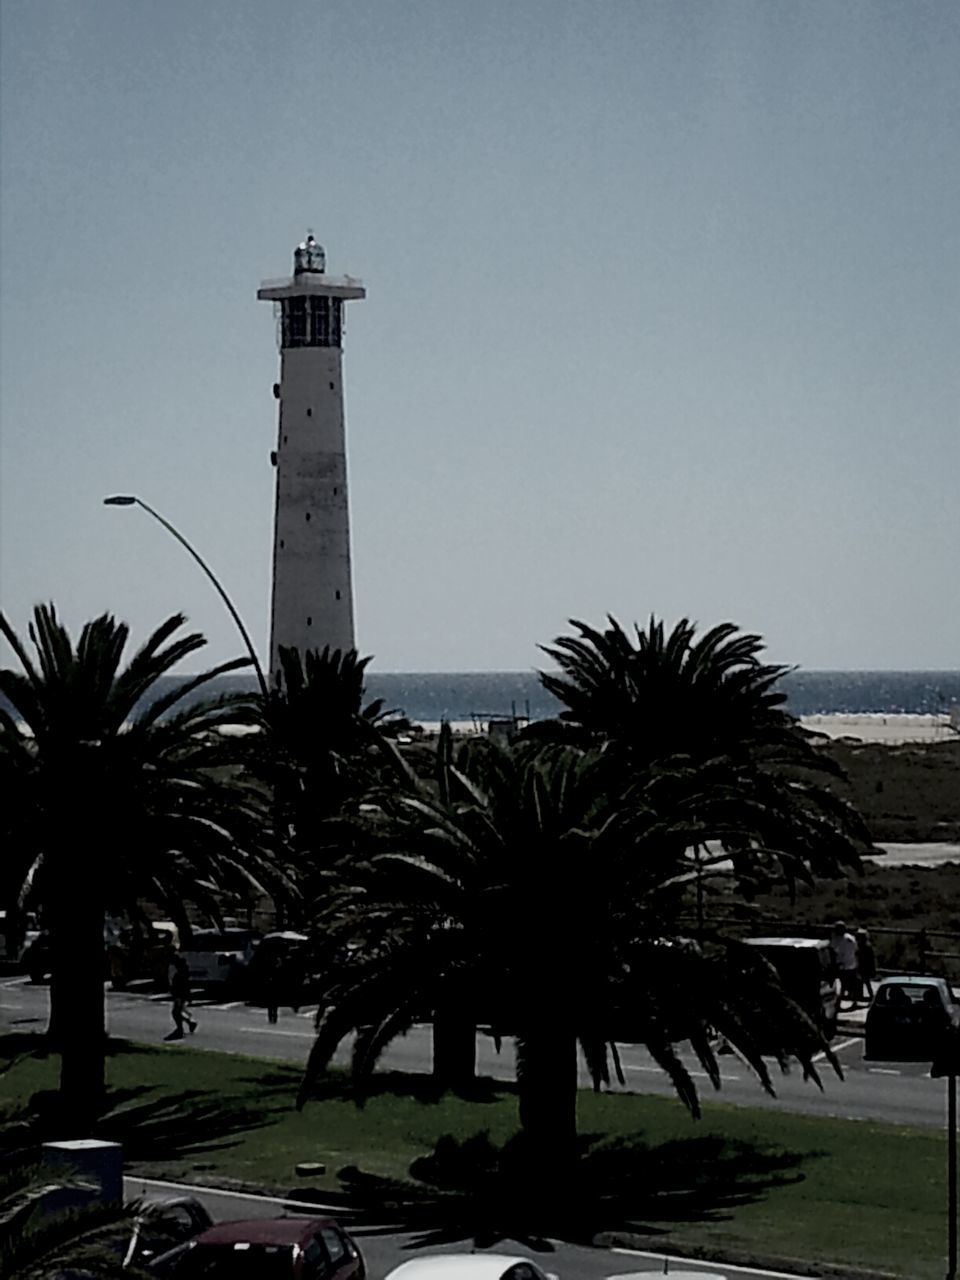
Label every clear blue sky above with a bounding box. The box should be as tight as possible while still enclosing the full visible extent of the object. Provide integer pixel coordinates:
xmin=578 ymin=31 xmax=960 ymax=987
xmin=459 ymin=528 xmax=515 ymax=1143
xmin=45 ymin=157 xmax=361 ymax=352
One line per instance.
xmin=1 ymin=0 xmax=957 ymax=673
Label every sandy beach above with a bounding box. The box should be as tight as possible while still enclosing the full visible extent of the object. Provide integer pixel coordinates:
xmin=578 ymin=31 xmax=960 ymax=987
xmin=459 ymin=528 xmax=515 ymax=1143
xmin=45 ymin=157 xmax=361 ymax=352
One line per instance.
xmin=800 ymin=712 xmax=957 ymax=744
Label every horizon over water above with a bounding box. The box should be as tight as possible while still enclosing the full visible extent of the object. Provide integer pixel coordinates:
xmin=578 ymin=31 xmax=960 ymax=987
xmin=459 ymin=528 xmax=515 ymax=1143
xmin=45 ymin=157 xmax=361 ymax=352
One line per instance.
xmin=134 ymin=669 xmax=960 ymax=722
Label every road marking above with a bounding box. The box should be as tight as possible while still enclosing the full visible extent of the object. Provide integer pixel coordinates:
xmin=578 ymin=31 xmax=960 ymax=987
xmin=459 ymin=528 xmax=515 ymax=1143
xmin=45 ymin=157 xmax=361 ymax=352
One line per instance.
xmin=238 ymin=1024 xmax=314 ymax=1038
xmin=210 ymin=1001 xmax=245 ymax=1011
xmin=612 ymin=1243 xmax=813 ymax=1277
xmin=622 ymin=1064 xmax=741 ymax=1082
xmin=123 ymin=1175 xmax=340 ymax=1214
xmin=813 ymin=1035 xmax=859 ymax=1063
xmin=868 ymin=1067 xmax=902 ymax=1075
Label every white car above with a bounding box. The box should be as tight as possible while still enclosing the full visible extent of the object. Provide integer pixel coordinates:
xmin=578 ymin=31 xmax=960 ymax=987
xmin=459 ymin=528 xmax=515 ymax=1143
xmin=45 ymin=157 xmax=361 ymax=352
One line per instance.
xmin=384 ymin=1255 xmax=558 ymax=1280
xmin=179 ymin=928 xmax=259 ymax=991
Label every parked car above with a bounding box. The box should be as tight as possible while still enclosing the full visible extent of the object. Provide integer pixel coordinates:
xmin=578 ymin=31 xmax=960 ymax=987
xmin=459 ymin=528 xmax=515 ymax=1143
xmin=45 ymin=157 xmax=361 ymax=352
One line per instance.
xmin=122 ymin=1195 xmax=214 ymax=1268
xmin=179 ymin=928 xmax=260 ymax=993
xmin=150 ymin=1216 xmax=365 ymax=1279
xmin=743 ymin=936 xmax=839 ymax=1039
xmin=384 ymin=1256 xmax=558 ymax=1280
xmin=864 ymin=975 xmax=960 ymax=1061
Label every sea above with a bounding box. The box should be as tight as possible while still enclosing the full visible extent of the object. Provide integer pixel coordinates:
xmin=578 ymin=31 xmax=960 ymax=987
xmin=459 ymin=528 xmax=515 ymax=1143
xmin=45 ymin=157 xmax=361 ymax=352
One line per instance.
xmin=146 ymin=669 xmax=960 ymax=725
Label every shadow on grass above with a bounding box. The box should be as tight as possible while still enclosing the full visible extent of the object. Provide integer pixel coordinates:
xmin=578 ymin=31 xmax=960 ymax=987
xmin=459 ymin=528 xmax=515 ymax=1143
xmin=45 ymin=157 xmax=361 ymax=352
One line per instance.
xmin=0 ymin=1034 xmax=286 ymax=1165
xmin=302 ymin=1068 xmax=513 ymax=1107
xmin=302 ymin=1129 xmax=813 ymax=1253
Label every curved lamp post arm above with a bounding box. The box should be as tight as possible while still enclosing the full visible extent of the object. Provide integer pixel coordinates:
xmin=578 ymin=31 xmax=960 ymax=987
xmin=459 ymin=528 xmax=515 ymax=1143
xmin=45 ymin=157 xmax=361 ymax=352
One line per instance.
xmin=104 ymin=495 xmax=269 ymax=699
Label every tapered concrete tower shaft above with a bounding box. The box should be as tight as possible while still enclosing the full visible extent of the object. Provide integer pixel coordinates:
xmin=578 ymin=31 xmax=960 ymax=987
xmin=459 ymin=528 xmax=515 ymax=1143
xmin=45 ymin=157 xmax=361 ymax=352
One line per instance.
xmin=258 ymin=236 xmax=365 ymax=685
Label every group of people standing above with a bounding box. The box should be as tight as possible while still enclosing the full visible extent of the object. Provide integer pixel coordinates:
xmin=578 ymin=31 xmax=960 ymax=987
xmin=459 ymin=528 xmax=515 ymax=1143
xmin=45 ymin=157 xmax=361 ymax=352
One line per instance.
xmin=830 ymin=920 xmax=876 ymax=1009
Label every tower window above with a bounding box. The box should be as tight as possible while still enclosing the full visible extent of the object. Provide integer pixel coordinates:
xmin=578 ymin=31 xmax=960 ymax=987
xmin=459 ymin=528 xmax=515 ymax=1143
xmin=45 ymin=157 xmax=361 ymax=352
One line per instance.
xmin=306 ymin=407 xmax=312 ymax=417
xmin=307 ymin=616 xmax=312 ymax=626
xmin=283 ymin=297 xmax=307 ymax=347
xmin=333 ymin=487 xmax=338 ymax=496
xmin=329 ymin=381 xmax=335 ymax=390
xmin=280 ymin=539 xmax=285 ymax=549
xmin=305 ymin=512 xmax=311 ymax=522
xmin=335 ymin=590 xmax=341 ymax=600
xmin=281 ymin=295 xmax=342 ymax=348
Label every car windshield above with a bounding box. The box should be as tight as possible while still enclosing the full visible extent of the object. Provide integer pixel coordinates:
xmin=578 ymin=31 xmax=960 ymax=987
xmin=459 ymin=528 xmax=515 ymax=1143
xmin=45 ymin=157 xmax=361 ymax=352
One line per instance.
xmin=879 ymin=983 xmax=943 ymax=1006
xmin=177 ymin=1243 xmax=293 ymax=1278
xmin=184 ymin=933 xmax=253 ymax=953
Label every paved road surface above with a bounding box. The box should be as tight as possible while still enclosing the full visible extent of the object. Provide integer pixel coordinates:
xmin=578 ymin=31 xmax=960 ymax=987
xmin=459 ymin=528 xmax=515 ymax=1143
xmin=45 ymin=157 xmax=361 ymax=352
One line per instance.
xmin=0 ymin=976 xmax=948 ymax=1130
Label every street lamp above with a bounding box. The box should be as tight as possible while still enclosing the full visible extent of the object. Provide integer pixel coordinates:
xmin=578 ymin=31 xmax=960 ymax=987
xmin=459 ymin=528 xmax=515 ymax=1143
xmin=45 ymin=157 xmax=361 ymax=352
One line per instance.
xmin=103 ymin=495 xmax=269 ymax=699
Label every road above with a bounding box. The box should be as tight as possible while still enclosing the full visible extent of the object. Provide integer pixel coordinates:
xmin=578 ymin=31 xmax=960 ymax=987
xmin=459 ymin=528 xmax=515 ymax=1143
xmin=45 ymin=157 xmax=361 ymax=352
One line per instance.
xmin=0 ymin=975 xmax=949 ymax=1130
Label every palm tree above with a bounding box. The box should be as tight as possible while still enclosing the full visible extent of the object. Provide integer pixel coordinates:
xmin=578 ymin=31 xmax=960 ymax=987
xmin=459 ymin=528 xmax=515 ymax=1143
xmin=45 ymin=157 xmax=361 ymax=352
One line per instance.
xmin=299 ymin=737 xmax=841 ymax=1207
xmin=0 ymin=604 xmax=283 ymax=1127
xmin=539 ymin=616 xmax=795 ymax=765
xmin=538 ymin=615 xmax=875 ymax=901
xmin=254 ymin=645 xmax=416 ymax=906
xmin=0 ymin=1159 xmax=148 ymax=1280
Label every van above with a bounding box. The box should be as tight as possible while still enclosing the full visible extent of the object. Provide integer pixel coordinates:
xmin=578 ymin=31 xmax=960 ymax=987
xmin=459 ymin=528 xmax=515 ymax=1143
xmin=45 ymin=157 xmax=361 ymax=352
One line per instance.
xmin=180 ymin=928 xmax=259 ymax=992
xmin=744 ymin=936 xmax=839 ymax=1039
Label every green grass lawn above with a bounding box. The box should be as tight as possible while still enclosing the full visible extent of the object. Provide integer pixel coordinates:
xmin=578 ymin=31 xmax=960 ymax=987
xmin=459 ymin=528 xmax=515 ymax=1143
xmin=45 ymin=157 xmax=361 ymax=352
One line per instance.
xmin=0 ymin=1034 xmax=947 ymax=1279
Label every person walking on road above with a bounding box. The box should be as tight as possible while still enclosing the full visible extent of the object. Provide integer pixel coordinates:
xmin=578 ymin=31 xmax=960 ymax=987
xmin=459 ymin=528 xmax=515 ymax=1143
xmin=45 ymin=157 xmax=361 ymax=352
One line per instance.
xmin=165 ymin=953 xmax=197 ymax=1040
xmin=830 ymin=920 xmax=860 ymax=1010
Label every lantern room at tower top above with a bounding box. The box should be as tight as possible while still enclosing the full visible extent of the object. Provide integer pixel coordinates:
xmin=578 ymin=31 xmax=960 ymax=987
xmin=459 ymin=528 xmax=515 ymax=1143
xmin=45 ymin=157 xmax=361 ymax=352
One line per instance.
xmin=257 ymin=235 xmax=365 ymax=303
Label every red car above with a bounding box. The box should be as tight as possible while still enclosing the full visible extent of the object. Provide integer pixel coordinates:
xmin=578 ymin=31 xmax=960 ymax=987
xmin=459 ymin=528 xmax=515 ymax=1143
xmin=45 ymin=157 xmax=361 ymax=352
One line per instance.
xmin=151 ymin=1216 xmax=365 ymax=1280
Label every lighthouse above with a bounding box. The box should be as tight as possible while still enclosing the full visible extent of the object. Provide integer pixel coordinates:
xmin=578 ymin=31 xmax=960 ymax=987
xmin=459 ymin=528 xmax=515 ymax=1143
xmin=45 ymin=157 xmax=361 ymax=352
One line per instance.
xmin=258 ymin=235 xmax=365 ymax=685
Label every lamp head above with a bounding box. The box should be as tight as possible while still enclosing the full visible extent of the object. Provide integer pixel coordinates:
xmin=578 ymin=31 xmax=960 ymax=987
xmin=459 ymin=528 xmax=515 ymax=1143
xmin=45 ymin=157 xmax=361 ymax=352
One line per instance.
xmin=103 ymin=495 xmax=137 ymax=506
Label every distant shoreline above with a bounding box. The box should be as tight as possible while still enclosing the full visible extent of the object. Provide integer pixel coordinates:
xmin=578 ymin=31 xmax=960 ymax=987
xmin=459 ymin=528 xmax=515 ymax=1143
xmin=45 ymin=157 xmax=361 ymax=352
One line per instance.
xmin=799 ymin=712 xmax=957 ymax=744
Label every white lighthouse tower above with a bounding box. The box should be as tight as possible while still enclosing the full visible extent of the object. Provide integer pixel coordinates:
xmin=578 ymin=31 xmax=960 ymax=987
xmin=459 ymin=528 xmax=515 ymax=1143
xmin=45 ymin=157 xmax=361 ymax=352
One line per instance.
xmin=258 ymin=234 xmax=365 ymax=685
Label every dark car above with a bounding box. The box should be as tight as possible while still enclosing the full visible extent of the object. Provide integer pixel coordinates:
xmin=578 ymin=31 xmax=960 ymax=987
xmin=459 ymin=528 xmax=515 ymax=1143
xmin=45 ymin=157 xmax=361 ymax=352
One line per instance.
xmin=150 ymin=1215 xmax=365 ymax=1280
xmin=864 ymin=975 xmax=960 ymax=1061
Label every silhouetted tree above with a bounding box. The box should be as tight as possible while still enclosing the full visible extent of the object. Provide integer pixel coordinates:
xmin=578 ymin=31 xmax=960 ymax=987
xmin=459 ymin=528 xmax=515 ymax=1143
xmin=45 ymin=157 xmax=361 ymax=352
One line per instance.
xmin=0 ymin=605 xmax=283 ymax=1127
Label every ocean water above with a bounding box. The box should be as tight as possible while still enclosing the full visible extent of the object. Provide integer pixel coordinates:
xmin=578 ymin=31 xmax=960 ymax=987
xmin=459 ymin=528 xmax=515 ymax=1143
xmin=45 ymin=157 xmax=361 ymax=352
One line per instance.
xmin=136 ymin=669 xmax=960 ymax=723
xmin=2 ymin=668 xmax=958 ymax=725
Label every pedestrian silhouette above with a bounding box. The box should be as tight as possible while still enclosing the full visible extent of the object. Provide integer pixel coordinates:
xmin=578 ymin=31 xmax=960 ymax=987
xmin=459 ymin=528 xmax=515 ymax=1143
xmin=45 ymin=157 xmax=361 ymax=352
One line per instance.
xmin=165 ymin=953 xmax=197 ymax=1040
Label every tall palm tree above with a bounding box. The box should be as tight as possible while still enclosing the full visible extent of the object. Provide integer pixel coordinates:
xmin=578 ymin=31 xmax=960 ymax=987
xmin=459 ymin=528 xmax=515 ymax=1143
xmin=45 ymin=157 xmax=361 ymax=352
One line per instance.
xmin=254 ymin=645 xmax=416 ymax=896
xmin=0 ymin=604 xmax=283 ymax=1127
xmin=538 ymin=615 xmax=874 ymax=897
xmin=299 ymin=737 xmax=841 ymax=1206
xmin=540 ymin=617 xmax=789 ymax=753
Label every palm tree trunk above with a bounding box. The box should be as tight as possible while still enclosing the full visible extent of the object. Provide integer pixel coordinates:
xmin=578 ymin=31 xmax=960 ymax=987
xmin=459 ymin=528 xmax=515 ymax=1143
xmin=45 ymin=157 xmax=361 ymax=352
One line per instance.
xmin=516 ymin=1016 xmax=579 ymax=1209
xmin=432 ymin=1007 xmax=477 ymax=1092
xmin=49 ymin=867 xmax=106 ymax=1131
